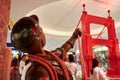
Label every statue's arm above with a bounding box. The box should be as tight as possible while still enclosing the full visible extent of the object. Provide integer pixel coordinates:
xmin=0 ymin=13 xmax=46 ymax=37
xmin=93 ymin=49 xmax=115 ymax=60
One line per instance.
xmin=52 ymin=28 xmax=82 ymax=59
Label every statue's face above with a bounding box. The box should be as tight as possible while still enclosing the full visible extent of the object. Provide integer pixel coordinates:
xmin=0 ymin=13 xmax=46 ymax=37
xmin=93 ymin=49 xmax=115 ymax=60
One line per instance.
xmin=11 ymin=17 xmax=46 ymax=54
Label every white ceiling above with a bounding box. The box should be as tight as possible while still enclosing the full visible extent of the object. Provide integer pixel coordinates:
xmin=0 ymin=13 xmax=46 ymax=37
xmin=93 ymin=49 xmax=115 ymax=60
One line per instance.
xmin=9 ymin=0 xmax=120 ymax=50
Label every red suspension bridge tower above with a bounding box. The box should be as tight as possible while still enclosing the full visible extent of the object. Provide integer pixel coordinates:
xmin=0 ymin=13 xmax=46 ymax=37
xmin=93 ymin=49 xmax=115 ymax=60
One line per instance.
xmin=80 ymin=4 xmax=120 ymax=78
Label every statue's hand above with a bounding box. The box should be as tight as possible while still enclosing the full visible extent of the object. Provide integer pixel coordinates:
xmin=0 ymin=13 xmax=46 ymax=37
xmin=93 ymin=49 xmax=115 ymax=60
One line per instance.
xmin=72 ymin=28 xmax=82 ymax=38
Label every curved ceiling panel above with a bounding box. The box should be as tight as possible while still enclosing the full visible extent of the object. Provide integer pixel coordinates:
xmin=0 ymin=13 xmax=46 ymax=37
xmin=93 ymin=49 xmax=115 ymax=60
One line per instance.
xmin=10 ymin=0 xmax=120 ymax=50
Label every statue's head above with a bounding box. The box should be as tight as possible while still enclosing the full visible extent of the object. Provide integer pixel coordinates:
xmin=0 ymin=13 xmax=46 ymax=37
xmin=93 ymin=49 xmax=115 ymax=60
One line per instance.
xmin=11 ymin=15 xmax=46 ymax=54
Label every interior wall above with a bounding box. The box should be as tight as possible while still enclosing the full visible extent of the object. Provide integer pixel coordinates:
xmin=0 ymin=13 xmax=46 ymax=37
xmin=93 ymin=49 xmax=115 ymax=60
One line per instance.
xmin=0 ymin=0 xmax=12 ymax=80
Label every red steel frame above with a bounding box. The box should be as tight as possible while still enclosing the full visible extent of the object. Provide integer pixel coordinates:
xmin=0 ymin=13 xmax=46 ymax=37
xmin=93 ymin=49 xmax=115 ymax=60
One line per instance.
xmin=80 ymin=11 xmax=120 ymax=78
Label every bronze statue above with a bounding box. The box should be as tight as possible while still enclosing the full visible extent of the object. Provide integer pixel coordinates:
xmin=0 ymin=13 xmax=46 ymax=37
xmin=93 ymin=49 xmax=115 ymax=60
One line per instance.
xmin=11 ymin=15 xmax=82 ymax=80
